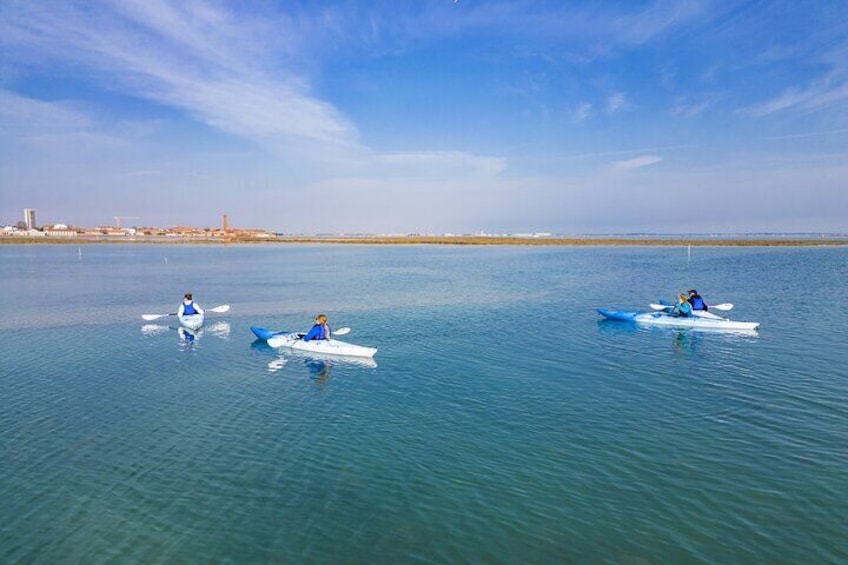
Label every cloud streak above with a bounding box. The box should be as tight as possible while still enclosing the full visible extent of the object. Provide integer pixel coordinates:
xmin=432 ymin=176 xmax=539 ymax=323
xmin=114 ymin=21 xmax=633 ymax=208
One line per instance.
xmin=745 ymin=81 xmax=848 ymax=117
xmin=1 ymin=0 xmax=358 ymax=149
xmin=613 ymin=155 xmax=662 ymax=170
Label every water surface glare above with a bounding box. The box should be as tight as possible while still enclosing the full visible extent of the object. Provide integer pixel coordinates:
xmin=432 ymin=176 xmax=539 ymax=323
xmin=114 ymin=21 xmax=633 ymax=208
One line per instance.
xmin=2 ymin=244 xmax=846 ymax=563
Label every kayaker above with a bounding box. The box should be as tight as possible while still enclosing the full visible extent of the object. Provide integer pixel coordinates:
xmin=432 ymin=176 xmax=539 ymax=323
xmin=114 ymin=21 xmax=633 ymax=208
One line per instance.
xmin=671 ymin=293 xmax=693 ymax=317
xmin=687 ymin=289 xmax=708 ymax=311
xmin=302 ymin=314 xmax=331 ymax=341
xmin=178 ymin=293 xmax=204 ymax=316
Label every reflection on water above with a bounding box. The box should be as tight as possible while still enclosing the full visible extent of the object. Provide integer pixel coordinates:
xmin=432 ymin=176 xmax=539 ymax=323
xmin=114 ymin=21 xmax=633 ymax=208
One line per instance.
xmin=267 ymin=357 xmax=288 ymax=372
xmin=205 ymin=321 xmax=231 ymax=338
xmin=308 ymin=360 xmax=332 ymax=389
xmin=598 ymin=318 xmax=759 ymax=358
xmin=596 ymin=319 xmax=639 ymax=337
xmin=142 ymin=322 xmax=231 ymax=344
xmin=141 ymin=323 xmax=170 ymax=335
xmin=177 ymin=326 xmax=197 ymax=345
xmin=253 ymin=339 xmax=377 ymax=383
xmin=673 ymin=330 xmax=697 ymax=353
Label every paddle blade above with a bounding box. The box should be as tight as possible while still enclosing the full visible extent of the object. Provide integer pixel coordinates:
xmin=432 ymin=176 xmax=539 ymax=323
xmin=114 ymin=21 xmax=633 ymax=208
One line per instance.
xmin=710 ymin=303 xmax=734 ymax=311
xmin=142 ymin=314 xmax=163 ymax=321
xmin=649 ymin=304 xmax=670 ymax=311
xmin=209 ymin=304 xmax=230 ymax=313
xmin=332 ymin=327 xmax=351 ymax=336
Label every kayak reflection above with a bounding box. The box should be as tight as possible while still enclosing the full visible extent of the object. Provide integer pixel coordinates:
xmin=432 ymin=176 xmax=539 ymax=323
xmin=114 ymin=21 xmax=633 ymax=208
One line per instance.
xmin=265 ymin=357 xmax=335 ymax=388
xmin=253 ymin=339 xmax=378 ymax=376
xmin=141 ymin=321 xmax=231 ymax=344
xmin=597 ymin=319 xmax=758 ymax=338
xmin=277 ymin=349 xmax=377 ymax=369
xmin=308 ymin=359 xmax=332 ymax=389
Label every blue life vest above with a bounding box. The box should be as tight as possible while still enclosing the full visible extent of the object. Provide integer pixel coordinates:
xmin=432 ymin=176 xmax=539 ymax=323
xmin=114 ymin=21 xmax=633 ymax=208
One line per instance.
xmin=182 ymin=301 xmax=197 ymax=315
xmin=303 ymin=323 xmax=330 ymax=341
xmin=689 ymin=296 xmax=707 ymax=310
xmin=673 ymin=301 xmax=692 ymax=317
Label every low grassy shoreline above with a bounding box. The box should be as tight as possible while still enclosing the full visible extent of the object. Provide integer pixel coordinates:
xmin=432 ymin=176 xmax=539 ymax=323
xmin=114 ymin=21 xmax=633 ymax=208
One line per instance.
xmin=1 ymin=235 xmax=846 ymax=246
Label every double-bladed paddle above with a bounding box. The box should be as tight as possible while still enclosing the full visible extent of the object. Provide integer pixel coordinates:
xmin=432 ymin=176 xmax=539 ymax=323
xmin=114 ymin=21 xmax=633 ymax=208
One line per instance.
xmin=649 ymin=302 xmax=733 ymax=311
xmin=142 ymin=304 xmax=230 ymax=321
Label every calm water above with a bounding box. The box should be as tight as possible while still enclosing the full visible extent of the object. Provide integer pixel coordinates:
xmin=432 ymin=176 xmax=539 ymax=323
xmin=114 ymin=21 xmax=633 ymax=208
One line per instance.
xmin=1 ymin=244 xmax=846 ymax=563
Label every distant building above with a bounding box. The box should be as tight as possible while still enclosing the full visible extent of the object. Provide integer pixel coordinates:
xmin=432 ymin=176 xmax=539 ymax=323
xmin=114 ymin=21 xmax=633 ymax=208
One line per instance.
xmin=44 ymin=225 xmax=77 ymax=237
xmin=24 ymin=208 xmax=36 ymax=230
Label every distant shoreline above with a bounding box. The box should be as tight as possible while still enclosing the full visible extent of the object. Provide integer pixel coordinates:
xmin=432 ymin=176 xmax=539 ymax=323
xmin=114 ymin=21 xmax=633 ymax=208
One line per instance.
xmin=1 ymin=235 xmax=846 ymax=247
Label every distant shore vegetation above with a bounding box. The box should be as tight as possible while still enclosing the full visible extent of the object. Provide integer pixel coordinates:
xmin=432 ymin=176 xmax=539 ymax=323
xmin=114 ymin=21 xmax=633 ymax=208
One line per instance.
xmin=1 ymin=234 xmax=846 ymax=247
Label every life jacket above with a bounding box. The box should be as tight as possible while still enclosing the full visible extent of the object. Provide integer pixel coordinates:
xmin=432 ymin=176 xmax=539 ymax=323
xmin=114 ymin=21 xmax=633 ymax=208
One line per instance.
xmin=689 ymin=296 xmax=707 ymax=310
xmin=303 ymin=323 xmax=330 ymax=341
xmin=674 ymin=301 xmax=692 ymax=317
xmin=182 ymin=301 xmax=197 ymax=315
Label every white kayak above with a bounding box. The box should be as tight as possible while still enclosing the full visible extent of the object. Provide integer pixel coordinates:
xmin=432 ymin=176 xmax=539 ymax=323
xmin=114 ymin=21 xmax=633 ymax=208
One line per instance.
xmin=598 ymin=309 xmax=760 ymax=331
xmin=251 ymin=327 xmax=378 ymax=358
xmin=178 ymin=313 xmax=204 ymax=331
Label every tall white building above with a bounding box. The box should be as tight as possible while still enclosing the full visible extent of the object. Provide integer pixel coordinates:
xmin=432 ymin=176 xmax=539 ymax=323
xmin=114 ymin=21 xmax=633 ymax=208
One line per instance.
xmin=24 ymin=208 xmax=36 ymax=230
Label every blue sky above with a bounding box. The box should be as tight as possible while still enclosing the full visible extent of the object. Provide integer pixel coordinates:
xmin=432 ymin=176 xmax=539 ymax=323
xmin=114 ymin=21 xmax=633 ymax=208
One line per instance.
xmin=1 ymin=0 xmax=847 ymax=233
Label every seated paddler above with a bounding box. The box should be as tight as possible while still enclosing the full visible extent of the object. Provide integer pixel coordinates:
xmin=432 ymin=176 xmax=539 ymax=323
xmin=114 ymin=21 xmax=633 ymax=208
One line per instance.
xmin=687 ymin=289 xmax=708 ymax=311
xmin=178 ymin=293 xmax=204 ymax=316
xmin=671 ymin=293 xmax=693 ymax=317
xmin=303 ymin=314 xmax=331 ymax=341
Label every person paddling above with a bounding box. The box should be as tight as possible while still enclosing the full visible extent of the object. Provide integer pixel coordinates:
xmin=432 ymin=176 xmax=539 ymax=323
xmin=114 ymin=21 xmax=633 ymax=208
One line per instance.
xmin=302 ymin=314 xmax=331 ymax=341
xmin=671 ymin=293 xmax=693 ymax=317
xmin=687 ymin=289 xmax=708 ymax=311
xmin=178 ymin=293 xmax=204 ymax=317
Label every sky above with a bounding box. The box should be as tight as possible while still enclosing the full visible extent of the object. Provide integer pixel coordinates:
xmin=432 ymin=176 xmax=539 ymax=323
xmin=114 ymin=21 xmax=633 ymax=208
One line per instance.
xmin=1 ymin=0 xmax=847 ymax=234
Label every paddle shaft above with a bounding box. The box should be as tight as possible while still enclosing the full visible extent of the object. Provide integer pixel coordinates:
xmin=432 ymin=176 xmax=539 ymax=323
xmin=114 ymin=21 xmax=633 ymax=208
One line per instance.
xmin=142 ymin=304 xmax=230 ymax=321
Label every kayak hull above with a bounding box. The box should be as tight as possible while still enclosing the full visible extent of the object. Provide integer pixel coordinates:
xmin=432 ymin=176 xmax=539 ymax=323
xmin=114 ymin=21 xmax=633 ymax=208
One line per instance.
xmin=597 ymin=309 xmax=760 ymax=331
xmin=178 ymin=313 xmax=204 ymax=331
xmin=250 ymin=326 xmax=378 ymax=358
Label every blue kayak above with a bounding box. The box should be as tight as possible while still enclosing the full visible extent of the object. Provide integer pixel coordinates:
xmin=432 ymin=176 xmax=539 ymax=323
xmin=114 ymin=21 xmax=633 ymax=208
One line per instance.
xmin=597 ymin=309 xmax=760 ymax=331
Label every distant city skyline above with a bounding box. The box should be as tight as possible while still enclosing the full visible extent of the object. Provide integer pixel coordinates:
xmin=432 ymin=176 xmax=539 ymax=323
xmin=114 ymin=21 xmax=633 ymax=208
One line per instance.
xmin=1 ymin=1 xmax=847 ymax=233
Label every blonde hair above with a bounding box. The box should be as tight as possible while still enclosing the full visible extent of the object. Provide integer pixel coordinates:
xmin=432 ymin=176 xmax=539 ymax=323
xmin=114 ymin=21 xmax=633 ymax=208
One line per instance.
xmin=316 ymin=314 xmax=327 ymax=322
xmin=679 ymin=293 xmax=688 ymax=301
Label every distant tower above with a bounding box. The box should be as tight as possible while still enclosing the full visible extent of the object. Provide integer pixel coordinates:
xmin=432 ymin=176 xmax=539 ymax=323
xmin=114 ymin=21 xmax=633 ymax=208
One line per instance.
xmin=24 ymin=208 xmax=36 ymax=230
xmin=223 ymin=213 xmax=229 ymax=232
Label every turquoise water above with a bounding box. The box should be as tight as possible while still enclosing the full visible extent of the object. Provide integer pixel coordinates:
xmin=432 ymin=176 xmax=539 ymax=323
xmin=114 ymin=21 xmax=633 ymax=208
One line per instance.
xmin=2 ymin=244 xmax=846 ymax=563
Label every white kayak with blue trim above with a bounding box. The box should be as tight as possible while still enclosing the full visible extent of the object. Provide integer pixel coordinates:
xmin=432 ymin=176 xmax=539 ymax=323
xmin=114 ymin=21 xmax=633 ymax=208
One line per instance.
xmin=598 ymin=309 xmax=760 ymax=331
xmin=251 ymin=327 xmax=378 ymax=358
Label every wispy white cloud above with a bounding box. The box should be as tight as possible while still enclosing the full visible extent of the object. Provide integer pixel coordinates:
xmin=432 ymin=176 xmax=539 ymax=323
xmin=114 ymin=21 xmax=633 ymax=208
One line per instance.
xmin=0 ymin=0 xmax=359 ymax=151
xmin=574 ymin=102 xmax=593 ymax=122
xmin=605 ymin=92 xmax=630 ymax=114
xmin=613 ymin=155 xmax=662 ymax=169
xmin=609 ymin=0 xmax=709 ymax=47
xmin=350 ymin=0 xmax=711 ymax=62
xmin=763 ymin=128 xmax=848 ymax=140
xmin=671 ymin=94 xmax=721 ymax=117
xmin=0 ymin=90 xmax=92 ymax=130
xmin=376 ymin=151 xmax=507 ymax=177
xmin=0 ymin=89 xmax=134 ymax=151
xmin=745 ymin=79 xmax=848 ymax=117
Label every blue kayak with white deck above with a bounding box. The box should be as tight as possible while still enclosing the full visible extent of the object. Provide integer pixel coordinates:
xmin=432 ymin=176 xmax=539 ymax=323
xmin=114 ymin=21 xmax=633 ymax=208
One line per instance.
xmin=597 ymin=309 xmax=760 ymax=331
